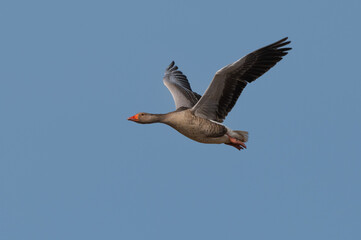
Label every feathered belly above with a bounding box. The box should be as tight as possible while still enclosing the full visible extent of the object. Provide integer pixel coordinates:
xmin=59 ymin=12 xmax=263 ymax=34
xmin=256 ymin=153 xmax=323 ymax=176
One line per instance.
xmin=168 ymin=120 xmax=228 ymax=144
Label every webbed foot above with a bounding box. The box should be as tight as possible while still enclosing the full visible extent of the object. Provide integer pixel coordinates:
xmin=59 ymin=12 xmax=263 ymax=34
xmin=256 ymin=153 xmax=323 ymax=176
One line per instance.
xmin=226 ymin=134 xmax=247 ymax=150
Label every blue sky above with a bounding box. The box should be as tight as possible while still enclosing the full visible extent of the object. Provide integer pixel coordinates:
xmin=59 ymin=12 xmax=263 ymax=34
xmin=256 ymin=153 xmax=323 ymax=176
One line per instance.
xmin=1 ymin=0 xmax=361 ymax=239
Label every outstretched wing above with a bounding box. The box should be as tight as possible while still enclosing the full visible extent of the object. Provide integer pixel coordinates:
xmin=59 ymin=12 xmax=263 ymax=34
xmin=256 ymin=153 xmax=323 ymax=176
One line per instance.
xmin=191 ymin=37 xmax=292 ymax=122
xmin=163 ymin=61 xmax=201 ymax=110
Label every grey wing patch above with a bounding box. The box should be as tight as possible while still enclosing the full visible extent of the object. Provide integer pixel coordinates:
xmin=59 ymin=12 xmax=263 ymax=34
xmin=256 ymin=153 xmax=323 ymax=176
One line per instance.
xmin=193 ymin=77 xmax=248 ymax=122
xmin=163 ymin=61 xmax=201 ymax=110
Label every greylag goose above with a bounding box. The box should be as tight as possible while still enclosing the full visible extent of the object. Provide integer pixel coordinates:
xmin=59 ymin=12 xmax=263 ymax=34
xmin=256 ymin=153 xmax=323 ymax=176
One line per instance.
xmin=128 ymin=37 xmax=291 ymax=150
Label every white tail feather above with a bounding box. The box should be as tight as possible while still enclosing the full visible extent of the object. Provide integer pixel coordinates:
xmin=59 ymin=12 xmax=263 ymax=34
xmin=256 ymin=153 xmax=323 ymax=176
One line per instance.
xmin=228 ymin=130 xmax=248 ymax=142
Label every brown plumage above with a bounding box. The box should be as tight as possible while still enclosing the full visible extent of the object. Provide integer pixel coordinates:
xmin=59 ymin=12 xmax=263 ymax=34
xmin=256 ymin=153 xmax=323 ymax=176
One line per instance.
xmin=128 ymin=38 xmax=291 ymax=150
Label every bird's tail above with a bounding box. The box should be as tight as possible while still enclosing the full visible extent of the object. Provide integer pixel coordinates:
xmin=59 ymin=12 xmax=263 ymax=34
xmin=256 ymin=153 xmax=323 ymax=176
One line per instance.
xmin=232 ymin=130 xmax=249 ymax=142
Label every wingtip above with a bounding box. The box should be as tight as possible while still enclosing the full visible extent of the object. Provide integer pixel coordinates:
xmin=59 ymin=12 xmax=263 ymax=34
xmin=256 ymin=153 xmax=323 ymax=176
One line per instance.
xmin=278 ymin=37 xmax=291 ymax=43
xmin=275 ymin=37 xmax=288 ymax=44
xmin=273 ymin=38 xmax=292 ymax=49
xmin=166 ymin=61 xmax=176 ymax=71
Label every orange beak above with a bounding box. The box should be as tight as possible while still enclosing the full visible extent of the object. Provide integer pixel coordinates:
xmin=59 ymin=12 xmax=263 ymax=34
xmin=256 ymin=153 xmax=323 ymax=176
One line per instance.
xmin=127 ymin=114 xmax=139 ymax=121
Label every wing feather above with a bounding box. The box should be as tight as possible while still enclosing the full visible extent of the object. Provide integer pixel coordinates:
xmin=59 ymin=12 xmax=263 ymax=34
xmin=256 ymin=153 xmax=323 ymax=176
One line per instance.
xmin=163 ymin=61 xmax=201 ymax=110
xmin=192 ymin=37 xmax=292 ymax=122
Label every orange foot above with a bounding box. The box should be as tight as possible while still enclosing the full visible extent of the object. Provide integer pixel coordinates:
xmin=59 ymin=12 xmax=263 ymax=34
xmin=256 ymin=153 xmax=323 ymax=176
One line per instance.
xmin=225 ymin=134 xmax=247 ymax=151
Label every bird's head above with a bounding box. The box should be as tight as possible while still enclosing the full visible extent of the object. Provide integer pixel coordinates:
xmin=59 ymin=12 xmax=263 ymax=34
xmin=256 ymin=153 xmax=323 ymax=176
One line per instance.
xmin=127 ymin=112 xmax=157 ymax=124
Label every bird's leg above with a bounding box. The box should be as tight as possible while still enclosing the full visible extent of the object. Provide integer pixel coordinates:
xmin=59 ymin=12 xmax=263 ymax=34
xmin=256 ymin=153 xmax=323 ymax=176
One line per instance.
xmin=226 ymin=134 xmax=247 ymax=150
xmin=225 ymin=143 xmax=244 ymax=151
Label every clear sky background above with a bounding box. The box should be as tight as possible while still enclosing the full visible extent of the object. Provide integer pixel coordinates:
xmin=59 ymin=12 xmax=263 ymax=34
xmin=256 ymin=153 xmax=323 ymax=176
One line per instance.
xmin=1 ymin=0 xmax=361 ymax=239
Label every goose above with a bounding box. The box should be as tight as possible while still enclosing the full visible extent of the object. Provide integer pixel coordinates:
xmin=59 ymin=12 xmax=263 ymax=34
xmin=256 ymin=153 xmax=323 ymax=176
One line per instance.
xmin=128 ymin=37 xmax=291 ymax=150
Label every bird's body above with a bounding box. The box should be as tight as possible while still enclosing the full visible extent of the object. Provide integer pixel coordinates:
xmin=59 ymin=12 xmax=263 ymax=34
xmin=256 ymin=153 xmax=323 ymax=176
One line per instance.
xmin=158 ymin=109 xmax=229 ymax=144
xmin=128 ymin=38 xmax=291 ymax=150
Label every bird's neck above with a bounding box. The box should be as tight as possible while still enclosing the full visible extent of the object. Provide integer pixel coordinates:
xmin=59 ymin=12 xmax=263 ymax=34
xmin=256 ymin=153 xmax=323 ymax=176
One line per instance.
xmin=144 ymin=113 xmax=167 ymax=124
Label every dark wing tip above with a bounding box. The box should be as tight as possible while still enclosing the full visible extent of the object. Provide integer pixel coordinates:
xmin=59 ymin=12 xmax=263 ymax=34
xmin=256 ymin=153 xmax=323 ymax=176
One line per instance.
xmin=280 ymin=47 xmax=292 ymax=51
xmin=239 ymin=37 xmax=292 ymax=83
xmin=267 ymin=37 xmax=291 ymax=49
xmin=166 ymin=61 xmax=179 ymax=72
xmin=278 ymin=37 xmax=289 ymax=43
xmin=166 ymin=61 xmax=175 ymax=70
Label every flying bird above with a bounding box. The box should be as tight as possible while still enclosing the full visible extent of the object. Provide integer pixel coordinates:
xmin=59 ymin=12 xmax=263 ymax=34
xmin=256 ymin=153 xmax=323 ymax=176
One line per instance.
xmin=128 ymin=38 xmax=291 ymax=150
